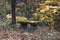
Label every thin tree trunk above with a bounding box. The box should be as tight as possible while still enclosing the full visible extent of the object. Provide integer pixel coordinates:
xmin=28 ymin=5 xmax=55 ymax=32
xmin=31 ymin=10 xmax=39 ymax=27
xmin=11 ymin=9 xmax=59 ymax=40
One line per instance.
xmin=11 ymin=0 xmax=16 ymax=24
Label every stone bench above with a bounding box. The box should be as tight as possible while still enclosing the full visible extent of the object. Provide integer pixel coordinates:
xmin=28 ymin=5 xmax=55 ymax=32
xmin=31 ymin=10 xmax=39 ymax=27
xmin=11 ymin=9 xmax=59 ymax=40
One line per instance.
xmin=17 ymin=21 xmax=42 ymax=28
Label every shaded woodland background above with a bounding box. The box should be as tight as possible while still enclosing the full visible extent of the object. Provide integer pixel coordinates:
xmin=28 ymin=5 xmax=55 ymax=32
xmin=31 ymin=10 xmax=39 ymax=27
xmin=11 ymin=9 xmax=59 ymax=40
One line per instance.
xmin=0 ymin=0 xmax=60 ymax=40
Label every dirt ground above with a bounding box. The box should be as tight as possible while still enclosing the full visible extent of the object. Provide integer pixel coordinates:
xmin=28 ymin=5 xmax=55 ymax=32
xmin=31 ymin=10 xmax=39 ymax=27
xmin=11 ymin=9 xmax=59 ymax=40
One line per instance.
xmin=0 ymin=25 xmax=60 ymax=40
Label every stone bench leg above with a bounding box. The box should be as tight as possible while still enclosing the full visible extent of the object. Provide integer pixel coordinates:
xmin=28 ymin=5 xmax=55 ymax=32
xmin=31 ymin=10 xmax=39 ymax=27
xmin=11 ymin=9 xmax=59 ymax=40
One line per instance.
xmin=20 ymin=23 xmax=27 ymax=28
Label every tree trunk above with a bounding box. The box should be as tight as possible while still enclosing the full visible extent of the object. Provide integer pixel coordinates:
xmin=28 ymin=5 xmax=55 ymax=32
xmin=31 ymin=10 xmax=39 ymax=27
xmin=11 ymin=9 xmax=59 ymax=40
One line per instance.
xmin=11 ymin=0 xmax=16 ymax=24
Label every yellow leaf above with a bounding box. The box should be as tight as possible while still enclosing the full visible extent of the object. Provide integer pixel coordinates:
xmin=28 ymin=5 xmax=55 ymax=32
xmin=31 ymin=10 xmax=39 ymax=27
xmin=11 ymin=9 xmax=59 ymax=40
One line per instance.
xmin=41 ymin=17 xmax=45 ymax=21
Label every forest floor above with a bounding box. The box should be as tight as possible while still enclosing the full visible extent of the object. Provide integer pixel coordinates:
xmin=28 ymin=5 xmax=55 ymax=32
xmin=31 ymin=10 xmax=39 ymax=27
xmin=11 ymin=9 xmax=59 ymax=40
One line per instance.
xmin=0 ymin=19 xmax=60 ymax=40
xmin=0 ymin=24 xmax=60 ymax=40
